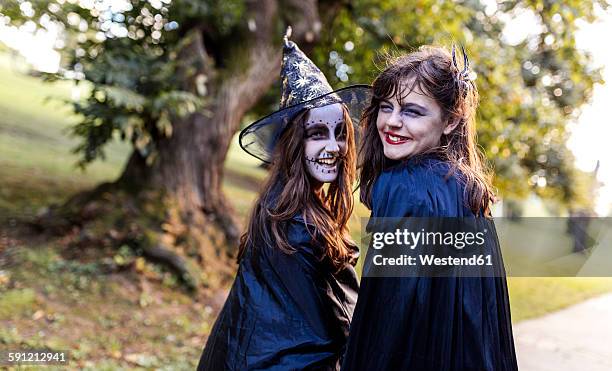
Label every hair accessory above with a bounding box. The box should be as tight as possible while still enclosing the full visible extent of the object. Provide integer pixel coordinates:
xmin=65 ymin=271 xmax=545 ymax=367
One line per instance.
xmin=451 ymin=44 xmax=473 ymax=94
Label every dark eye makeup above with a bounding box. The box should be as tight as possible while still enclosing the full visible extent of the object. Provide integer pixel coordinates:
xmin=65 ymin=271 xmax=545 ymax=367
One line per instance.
xmin=306 ymin=128 xmax=326 ymax=139
xmin=379 ymin=103 xmax=393 ymax=112
xmin=401 ymin=108 xmax=424 ymax=117
xmin=335 ymin=124 xmax=347 ymax=140
xmin=379 ymin=99 xmax=427 ymax=117
xmin=305 ymin=122 xmax=346 ymax=140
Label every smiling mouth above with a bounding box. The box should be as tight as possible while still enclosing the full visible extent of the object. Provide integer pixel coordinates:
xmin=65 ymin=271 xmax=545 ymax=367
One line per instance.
xmin=315 ymin=157 xmax=338 ymax=166
xmin=306 ymin=156 xmax=339 ymax=169
xmin=384 ymin=132 xmax=411 ymax=145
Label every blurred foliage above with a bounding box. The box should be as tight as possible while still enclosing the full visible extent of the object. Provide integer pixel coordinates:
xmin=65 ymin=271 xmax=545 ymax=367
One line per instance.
xmin=310 ymin=0 xmax=607 ymax=210
xmin=0 ymin=0 xmax=244 ymax=167
xmin=0 ymin=0 xmax=608 ymax=209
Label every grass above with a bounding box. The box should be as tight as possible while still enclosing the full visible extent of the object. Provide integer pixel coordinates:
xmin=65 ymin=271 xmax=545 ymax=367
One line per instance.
xmin=1 ymin=52 xmax=612 ymax=368
xmin=0 ymin=54 xmax=128 ymax=181
xmin=508 ymin=277 xmax=612 ymax=322
xmin=1 ymin=244 xmax=214 ymax=369
xmin=0 ymin=288 xmax=36 ymax=318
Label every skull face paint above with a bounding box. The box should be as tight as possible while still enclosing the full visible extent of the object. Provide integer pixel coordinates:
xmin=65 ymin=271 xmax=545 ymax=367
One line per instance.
xmin=303 ymin=103 xmax=346 ymax=184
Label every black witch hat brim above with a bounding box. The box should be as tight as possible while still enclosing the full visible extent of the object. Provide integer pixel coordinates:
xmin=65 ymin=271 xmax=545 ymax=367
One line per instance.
xmin=239 ymin=84 xmax=372 ymax=164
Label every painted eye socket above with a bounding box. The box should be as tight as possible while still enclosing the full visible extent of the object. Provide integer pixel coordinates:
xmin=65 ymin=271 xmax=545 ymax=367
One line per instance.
xmin=401 ymin=109 xmax=422 ymax=117
xmin=306 ymin=129 xmax=328 ymax=139
xmin=335 ymin=125 xmax=347 ymax=141
xmin=379 ymin=104 xmax=393 ymax=113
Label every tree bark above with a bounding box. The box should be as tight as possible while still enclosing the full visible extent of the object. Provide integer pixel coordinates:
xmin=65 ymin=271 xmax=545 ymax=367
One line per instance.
xmin=30 ymin=0 xmax=344 ymax=290
xmin=98 ymin=0 xmax=326 ymax=289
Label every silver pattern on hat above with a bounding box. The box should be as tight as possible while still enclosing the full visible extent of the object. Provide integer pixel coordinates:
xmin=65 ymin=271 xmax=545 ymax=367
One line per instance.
xmin=279 ymin=27 xmax=335 ymax=109
xmin=238 ymin=26 xmax=372 ymax=164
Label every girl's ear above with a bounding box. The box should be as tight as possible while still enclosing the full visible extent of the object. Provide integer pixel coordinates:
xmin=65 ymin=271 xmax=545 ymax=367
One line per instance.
xmin=443 ymin=116 xmax=461 ymax=135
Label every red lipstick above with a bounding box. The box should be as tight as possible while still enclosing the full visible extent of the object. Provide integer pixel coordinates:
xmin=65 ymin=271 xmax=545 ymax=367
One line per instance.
xmin=384 ymin=132 xmax=410 ymax=145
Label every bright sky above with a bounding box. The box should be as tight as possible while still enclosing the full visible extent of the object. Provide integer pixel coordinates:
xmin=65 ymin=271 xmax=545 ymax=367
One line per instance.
xmin=0 ymin=16 xmax=61 ymax=72
xmin=1 ymin=5 xmax=612 ymax=214
xmin=495 ymin=2 xmax=612 ymax=215
xmin=570 ymin=12 xmax=612 ymax=216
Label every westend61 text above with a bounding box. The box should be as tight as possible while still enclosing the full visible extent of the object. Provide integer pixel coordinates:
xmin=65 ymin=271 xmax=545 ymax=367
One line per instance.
xmin=371 ymin=228 xmax=486 ymax=250
xmin=372 ymin=254 xmax=493 ymax=266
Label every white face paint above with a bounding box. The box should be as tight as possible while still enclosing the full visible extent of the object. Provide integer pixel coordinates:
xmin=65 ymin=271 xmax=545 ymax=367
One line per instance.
xmin=303 ymin=103 xmax=346 ymax=184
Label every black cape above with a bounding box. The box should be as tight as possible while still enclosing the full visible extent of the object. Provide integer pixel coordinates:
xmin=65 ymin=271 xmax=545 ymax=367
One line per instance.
xmin=198 ymin=213 xmax=359 ymax=370
xmin=342 ymin=157 xmax=517 ymax=371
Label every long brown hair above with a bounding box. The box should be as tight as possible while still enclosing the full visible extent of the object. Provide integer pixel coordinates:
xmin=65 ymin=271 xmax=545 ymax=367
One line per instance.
xmin=238 ymin=105 xmax=357 ymax=269
xmin=359 ymin=45 xmax=495 ymax=215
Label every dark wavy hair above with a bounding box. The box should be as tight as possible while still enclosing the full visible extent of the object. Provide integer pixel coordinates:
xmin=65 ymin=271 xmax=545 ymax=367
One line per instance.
xmin=359 ymin=45 xmax=495 ymax=215
xmin=238 ymin=105 xmax=357 ymax=270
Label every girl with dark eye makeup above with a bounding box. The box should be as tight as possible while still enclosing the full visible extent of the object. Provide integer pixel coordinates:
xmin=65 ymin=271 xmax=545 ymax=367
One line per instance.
xmin=342 ymin=46 xmax=518 ymax=371
xmin=197 ymin=29 xmax=371 ymax=370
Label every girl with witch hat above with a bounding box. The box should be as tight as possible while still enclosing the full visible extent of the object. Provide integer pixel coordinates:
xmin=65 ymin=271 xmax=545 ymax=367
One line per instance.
xmin=197 ymin=28 xmax=370 ymax=370
xmin=342 ymin=46 xmax=518 ymax=371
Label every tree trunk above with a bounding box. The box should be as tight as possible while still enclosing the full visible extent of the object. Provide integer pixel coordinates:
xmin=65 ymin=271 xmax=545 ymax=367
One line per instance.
xmin=36 ymin=0 xmax=328 ymax=291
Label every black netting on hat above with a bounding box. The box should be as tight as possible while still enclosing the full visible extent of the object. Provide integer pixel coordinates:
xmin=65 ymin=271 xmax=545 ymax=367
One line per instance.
xmin=239 ymin=85 xmax=372 ymax=164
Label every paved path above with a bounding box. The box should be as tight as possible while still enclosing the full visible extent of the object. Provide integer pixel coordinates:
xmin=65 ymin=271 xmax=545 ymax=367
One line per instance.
xmin=514 ymin=293 xmax=612 ymax=371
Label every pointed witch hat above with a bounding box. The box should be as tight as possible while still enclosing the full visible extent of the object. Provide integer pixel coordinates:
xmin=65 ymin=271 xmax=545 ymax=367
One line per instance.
xmin=239 ymin=27 xmax=372 ymax=164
